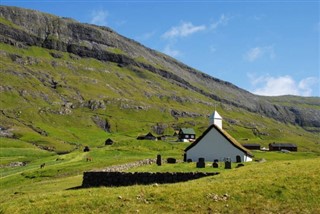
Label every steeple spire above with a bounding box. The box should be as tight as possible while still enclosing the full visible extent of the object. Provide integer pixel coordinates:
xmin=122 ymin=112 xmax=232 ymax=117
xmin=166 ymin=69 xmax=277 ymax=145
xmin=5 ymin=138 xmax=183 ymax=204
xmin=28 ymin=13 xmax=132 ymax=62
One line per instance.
xmin=209 ymin=110 xmax=223 ymax=129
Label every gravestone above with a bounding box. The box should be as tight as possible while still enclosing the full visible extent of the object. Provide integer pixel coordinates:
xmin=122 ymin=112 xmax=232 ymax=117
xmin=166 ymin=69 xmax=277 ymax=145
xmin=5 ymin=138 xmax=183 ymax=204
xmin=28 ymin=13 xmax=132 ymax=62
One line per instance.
xmin=167 ymin=158 xmax=176 ymax=164
xmin=224 ymin=158 xmax=231 ymax=169
xmin=212 ymin=162 xmax=219 ymax=168
xmin=196 ymin=157 xmax=205 ymax=168
xmin=156 ymin=154 xmax=162 ymax=166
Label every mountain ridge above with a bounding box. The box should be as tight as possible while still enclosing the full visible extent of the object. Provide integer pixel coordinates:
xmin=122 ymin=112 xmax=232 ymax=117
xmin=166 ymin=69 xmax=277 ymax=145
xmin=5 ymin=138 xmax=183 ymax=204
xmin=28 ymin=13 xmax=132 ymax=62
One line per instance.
xmin=0 ymin=5 xmax=319 ymax=139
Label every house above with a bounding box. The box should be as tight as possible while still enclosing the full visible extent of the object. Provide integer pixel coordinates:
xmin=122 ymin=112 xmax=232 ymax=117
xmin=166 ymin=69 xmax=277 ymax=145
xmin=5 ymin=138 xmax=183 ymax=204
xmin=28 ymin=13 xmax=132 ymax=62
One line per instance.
xmin=105 ymin=138 xmax=114 ymax=145
xmin=269 ymin=143 xmax=297 ymax=152
xmin=178 ymin=128 xmax=196 ymax=142
xmin=242 ymin=143 xmax=261 ymax=150
xmin=184 ymin=111 xmax=253 ymax=162
xmin=137 ymin=132 xmax=157 ymax=140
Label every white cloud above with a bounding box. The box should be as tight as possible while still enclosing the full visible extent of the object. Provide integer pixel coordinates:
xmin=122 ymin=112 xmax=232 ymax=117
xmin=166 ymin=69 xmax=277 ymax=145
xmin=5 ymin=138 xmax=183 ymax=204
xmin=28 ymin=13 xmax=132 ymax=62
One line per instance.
xmin=90 ymin=9 xmax=108 ymax=26
xmin=244 ymin=46 xmax=275 ymax=62
xmin=298 ymin=77 xmax=319 ymax=96
xmin=248 ymin=74 xmax=319 ymax=96
xmin=245 ymin=47 xmax=262 ymax=62
xmin=163 ymin=44 xmax=181 ymax=57
xmin=210 ymin=14 xmax=231 ymax=30
xmin=162 ymin=22 xmax=206 ymax=39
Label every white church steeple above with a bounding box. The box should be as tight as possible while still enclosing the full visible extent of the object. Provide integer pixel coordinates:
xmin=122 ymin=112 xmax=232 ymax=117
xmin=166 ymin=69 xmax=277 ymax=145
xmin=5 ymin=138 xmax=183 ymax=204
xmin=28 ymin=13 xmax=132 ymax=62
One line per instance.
xmin=209 ymin=110 xmax=222 ymax=129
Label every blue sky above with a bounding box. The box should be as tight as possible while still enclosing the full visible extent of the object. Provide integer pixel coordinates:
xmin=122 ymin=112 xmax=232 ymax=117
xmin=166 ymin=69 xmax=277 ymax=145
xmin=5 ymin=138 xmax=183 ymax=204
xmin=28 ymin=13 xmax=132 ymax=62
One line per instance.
xmin=2 ymin=1 xmax=319 ymax=97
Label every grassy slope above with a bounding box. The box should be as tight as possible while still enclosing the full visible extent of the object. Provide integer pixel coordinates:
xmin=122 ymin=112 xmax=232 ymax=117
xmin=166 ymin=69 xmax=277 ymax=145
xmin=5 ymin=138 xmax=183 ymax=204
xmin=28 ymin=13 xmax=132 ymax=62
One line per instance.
xmin=0 ymin=43 xmax=318 ymax=154
xmin=1 ymin=42 xmax=320 ymax=213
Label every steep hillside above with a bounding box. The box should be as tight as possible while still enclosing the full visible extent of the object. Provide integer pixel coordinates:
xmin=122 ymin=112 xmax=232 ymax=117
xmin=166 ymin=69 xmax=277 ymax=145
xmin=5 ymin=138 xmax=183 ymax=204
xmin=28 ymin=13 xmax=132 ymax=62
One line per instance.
xmin=0 ymin=5 xmax=319 ymax=155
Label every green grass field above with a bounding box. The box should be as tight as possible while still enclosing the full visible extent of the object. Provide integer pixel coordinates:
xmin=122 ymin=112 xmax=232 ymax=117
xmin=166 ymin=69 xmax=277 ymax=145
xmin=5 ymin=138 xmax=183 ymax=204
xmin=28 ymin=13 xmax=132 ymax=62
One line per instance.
xmin=1 ymin=139 xmax=319 ymax=214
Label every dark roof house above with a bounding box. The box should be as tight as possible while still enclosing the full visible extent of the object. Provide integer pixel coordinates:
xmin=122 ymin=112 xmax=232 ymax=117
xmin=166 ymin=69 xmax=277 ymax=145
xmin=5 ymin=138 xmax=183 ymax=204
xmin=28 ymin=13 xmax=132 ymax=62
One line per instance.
xmin=269 ymin=143 xmax=297 ymax=151
xmin=242 ymin=143 xmax=261 ymax=150
xmin=137 ymin=132 xmax=157 ymax=140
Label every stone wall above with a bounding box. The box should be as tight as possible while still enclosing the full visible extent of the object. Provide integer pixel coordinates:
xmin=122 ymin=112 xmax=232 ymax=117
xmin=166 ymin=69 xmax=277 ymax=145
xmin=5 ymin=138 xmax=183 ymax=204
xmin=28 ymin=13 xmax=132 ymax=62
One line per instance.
xmin=100 ymin=159 xmax=156 ymax=172
xmin=82 ymin=171 xmax=219 ymax=187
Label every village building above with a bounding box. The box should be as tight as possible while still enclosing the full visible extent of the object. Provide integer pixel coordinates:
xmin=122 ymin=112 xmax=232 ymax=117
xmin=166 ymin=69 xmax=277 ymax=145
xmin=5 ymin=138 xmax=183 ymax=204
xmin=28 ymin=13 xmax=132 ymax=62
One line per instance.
xmin=137 ymin=132 xmax=157 ymax=140
xmin=269 ymin=143 xmax=297 ymax=152
xmin=184 ymin=111 xmax=253 ymax=162
xmin=178 ymin=128 xmax=196 ymax=142
xmin=242 ymin=143 xmax=261 ymax=150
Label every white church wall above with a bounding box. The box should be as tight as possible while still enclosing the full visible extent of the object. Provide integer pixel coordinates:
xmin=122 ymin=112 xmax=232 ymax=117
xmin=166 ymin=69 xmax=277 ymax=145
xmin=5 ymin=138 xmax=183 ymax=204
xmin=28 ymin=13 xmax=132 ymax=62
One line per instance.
xmin=186 ymin=128 xmax=249 ymax=162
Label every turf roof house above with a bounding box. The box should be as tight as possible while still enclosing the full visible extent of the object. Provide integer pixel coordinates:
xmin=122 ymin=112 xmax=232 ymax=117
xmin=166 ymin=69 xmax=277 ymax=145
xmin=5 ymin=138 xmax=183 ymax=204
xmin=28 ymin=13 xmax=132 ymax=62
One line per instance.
xmin=184 ymin=111 xmax=253 ymax=162
xmin=178 ymin=128 xmax=196 ymax=142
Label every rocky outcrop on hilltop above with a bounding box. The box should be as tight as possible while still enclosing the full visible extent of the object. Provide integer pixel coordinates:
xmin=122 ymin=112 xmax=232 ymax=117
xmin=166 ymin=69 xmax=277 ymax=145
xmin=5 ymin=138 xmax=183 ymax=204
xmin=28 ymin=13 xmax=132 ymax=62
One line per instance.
xmin=0 ymin=6 xmax=319 ymax=129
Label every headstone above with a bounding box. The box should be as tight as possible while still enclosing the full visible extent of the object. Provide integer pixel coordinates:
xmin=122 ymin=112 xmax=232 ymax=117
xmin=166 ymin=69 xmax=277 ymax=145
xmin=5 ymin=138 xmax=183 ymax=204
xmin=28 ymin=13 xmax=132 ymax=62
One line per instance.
xmin=156 ymin=154 xmax=162 ymax=166
xmin=212 ymin=162 xmax=219 ymax=168
xmin=196 ymin=157 xmax=205 ymax=168
xmin=225 ymin=159 xmax=231 ymax=169
xmin=167 ymin=158 xmax=176 ymax=164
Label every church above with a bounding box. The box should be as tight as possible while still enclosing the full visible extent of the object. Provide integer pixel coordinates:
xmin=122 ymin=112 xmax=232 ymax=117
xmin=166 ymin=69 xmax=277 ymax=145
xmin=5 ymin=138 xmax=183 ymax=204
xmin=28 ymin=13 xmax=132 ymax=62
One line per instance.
xmin=184 ymin=111 xmax=253 ymax=162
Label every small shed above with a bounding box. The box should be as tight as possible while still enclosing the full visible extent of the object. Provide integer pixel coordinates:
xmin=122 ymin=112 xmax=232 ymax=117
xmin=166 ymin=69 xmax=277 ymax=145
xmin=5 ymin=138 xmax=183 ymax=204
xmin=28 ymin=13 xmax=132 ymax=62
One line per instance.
xmin=105 ymin=138 xmax=114 ymax=145
xmin=269 ymin=143 xmax=297 ymax=151
xmin=137 ymin=132 xmax=157 ymax=140
xmin=178 ymin=128 xmax=196 ymax=142
xmin=242 ymin=143 xmax=261 ymax=150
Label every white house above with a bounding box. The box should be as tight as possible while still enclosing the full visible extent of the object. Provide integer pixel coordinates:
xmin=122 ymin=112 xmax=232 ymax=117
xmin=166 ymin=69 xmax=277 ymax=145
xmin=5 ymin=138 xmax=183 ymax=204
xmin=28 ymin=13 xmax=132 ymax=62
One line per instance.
xmin=184 ymin=111 xmax=253 ymax=162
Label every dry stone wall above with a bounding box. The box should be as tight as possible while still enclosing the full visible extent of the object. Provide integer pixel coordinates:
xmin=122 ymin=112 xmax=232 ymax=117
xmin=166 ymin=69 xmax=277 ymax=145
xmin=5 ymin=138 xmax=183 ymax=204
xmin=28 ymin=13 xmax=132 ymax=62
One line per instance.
xmin=82 ymin=171 xmax=219 ymax=187
xmin=82 ymin=158 xmax=219 ymax=187
xmin=100 ymin=159 xmax=156 ymax=172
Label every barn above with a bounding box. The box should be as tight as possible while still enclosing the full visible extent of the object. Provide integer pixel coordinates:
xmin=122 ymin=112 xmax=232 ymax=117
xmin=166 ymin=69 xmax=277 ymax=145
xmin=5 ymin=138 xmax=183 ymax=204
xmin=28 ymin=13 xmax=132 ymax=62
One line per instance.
xmin=184 ymin=111 xmax=253 ymax=163
xmin=269 ymin=143 xmax=297 ymax=151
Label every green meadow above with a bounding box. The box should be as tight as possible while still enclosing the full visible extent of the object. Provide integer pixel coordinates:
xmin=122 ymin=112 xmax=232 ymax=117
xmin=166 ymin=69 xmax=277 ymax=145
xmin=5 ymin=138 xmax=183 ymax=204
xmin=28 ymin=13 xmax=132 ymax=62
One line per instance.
xmin=1 ymin=141 xmax=319 ymax=213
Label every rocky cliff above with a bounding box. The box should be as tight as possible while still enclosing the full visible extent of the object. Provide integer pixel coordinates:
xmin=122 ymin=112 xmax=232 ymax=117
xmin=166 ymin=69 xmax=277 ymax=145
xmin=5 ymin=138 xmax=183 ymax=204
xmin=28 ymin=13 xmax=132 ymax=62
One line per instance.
xmin=0 ymin=5 xmax=319 ymax=130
